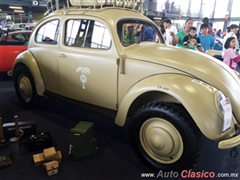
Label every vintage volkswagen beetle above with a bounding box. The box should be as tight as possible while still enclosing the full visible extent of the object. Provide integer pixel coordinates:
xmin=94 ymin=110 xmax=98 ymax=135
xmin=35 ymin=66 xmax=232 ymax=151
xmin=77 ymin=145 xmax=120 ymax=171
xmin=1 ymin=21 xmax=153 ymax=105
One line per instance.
xmin=10 ymin=0 xmax=240 ymax=171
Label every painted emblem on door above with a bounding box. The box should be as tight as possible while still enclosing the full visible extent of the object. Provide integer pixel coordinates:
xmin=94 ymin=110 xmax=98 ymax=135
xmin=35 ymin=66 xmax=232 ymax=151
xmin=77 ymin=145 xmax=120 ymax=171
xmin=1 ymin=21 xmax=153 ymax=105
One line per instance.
xmin=76 ymin=66 xmax=91 ymax=89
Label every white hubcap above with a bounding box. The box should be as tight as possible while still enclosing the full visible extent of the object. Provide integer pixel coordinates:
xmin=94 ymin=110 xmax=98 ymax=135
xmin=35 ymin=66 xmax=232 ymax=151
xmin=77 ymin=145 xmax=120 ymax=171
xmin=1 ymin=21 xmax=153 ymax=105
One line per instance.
xmin=140 ymin=118 xmax=183 ymax=164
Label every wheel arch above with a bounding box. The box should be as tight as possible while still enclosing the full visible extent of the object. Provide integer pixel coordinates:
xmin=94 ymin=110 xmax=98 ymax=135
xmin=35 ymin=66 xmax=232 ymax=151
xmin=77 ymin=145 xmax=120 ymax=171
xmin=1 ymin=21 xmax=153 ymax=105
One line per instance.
xmin=12 ymin=50 xmax=46 ymax=96
xmin=115 ymin=74 xmax=235 ymax=140
xmin=127 ymin=91 xmax=180 ymax=118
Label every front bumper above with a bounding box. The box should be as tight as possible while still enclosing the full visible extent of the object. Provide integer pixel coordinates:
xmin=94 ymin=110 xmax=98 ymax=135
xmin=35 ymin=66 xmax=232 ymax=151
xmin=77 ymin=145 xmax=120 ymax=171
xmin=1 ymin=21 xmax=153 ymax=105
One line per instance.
xmin=218 ymin=134 xmax=240 ymax=149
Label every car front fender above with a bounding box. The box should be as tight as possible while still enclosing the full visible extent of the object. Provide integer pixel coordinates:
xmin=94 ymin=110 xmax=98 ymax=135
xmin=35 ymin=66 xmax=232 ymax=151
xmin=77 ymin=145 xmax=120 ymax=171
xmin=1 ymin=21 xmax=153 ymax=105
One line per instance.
xmin=115 ymin=74 xmax=235 ymax=141
xmin=12 ymin=50 xmax=46 ymax=96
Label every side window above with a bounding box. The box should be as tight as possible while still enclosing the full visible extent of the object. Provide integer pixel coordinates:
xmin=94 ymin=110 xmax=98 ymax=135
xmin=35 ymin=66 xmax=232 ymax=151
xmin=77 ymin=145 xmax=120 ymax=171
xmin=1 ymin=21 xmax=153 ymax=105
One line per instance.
xmin=65 ymin=19 xmax=111 ymax=49
xmin=92 ymin=21 xmax=111 ymax=49
xmin=10 ymin=33 xmax=27 ymax=42
xmin=35 ymin=19 xmax=60 ymax=44
xmin=65 ymin=19 xmax=83 ymax=46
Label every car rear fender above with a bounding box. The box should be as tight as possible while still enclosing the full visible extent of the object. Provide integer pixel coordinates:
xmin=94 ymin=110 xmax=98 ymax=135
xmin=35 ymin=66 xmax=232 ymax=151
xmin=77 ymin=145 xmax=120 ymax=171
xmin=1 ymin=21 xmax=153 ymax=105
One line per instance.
xmin=115 ymin=74 xmax=235 ymax=141
xmin=13 ymin=50 xmax=46 ymax=96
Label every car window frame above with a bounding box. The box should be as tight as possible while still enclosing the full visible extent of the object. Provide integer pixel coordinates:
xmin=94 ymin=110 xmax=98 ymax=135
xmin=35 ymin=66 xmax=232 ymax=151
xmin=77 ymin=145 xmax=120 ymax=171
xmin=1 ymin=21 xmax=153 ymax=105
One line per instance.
xmin=35 ymin=19 xmax=60 ymax=45
xmin=117 ymin=18 xmax=164 ymax=47
xmin=64 ymin=18 xmax=112 ymax=50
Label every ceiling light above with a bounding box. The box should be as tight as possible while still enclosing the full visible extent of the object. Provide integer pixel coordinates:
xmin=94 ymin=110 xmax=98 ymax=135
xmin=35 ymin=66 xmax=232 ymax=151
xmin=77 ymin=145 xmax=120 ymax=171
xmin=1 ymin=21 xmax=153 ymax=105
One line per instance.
xmin=14 ymin=10 xmax=25 ymax=13
xmin=9 ymin=6 xmax=22 ymax=9
xmin=153 ymin=17 xmax=162 ymax=20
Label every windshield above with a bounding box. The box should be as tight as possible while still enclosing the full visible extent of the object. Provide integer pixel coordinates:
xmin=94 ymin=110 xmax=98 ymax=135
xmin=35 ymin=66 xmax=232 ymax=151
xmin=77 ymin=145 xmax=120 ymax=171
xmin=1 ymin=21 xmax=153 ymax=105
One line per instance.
xmin=117 ymin=19 xmax=164 ymax=46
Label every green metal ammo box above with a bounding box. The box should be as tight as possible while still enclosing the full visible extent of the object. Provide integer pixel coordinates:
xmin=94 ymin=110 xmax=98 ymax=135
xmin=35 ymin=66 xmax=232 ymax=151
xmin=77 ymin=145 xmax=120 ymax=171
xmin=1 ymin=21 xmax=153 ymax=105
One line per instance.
xmin=70 ymin=121 xmax=94 ymax=146
xmin=69 ymin=137 xmax=97 ymax=160
xmin=69 ymin=121 xmax=97 ymax=159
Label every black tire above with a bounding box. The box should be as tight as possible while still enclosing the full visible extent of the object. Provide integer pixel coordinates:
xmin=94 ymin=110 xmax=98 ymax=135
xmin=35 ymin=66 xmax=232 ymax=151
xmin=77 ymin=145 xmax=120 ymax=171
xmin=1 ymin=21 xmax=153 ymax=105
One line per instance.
xmin=129 ymin=101 xmax=202 ymax=171
xmin=13 ymin=65 xmax=39 ymax=107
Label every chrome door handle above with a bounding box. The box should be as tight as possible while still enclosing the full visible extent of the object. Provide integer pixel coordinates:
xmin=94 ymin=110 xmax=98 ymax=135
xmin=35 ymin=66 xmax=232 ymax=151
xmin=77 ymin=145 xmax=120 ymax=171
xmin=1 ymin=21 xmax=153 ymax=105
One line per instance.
xmin=59 ymin=54 xmax=67 ymax=58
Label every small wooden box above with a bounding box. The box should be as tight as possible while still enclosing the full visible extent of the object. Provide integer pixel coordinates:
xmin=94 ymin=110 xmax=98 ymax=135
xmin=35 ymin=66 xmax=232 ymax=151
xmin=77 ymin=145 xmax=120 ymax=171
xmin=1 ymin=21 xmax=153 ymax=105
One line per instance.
xmin=43 ymin=147 xmax=57 ymax=161
xmin=43 ymin=160 xmax=59 ymax=176
xmin=33 ymin=150 xmax=62 ymax=167
xmin=33 ymin=153 xmax=45 ymax=167
xmin=55 ymin=151 xmax=62 ymax=163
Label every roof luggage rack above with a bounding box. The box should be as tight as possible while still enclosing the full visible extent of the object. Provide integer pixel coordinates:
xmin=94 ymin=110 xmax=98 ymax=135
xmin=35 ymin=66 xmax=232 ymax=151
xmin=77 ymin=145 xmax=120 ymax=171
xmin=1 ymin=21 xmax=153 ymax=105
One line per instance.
xmin=46 ymin=0 xmax=144 ymax=14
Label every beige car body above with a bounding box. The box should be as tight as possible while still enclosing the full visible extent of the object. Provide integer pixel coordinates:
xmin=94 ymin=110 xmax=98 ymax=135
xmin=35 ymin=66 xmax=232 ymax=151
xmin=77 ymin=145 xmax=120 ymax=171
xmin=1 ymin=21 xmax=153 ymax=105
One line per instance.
xmin=11 ymin=3 xmax=240 ymax=170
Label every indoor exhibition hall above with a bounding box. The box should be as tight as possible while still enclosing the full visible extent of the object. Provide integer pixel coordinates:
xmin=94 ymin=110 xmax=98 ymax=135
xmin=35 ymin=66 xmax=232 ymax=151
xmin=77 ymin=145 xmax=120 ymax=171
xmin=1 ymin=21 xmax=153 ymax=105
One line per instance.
xmin=0 ymin=0 xmax=240 ymax=179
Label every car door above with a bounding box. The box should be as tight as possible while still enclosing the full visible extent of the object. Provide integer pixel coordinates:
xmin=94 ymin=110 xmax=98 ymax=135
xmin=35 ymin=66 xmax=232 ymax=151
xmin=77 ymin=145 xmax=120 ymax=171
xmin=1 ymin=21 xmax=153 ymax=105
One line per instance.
xmin=58 ymin=18 xmax=119 ymax=110
xmin=29 ymin=19 xmax=61 ymax=94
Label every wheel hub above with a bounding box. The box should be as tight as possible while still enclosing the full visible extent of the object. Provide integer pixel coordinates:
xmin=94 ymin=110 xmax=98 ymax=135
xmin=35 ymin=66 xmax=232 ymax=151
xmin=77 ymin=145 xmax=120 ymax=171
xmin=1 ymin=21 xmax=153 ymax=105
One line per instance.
xmin=146 ymin=128 xmax=174 ymax=154
xmin=151 ymin=135 xmax=164 ymax=150
xmin=18 ymin=76 xmax=32 ymax=101
xmin=140 ymin=118 xmax=183 ymax=164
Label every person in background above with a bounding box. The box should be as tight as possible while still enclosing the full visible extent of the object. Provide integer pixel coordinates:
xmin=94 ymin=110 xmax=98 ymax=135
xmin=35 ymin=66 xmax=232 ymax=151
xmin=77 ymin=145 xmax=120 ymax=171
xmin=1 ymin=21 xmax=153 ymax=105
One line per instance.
xmin=123 ymin=23 xmax=136 ymax=43
xmin=160 ymin=24 xmax=166 ymax=38
xmin=198 ymin=23 xmax=214 ymax=52
xmin=212 ymin=26 xmax=217 ymax=40
xmin=213 ymin=28 xmax=217 ymax=34
xmin=236 ymin=28 xmax=240 ymax=41
xmin=0 ymin=18 xmax=7 ymax=28
xmin=216 ymin=29 xmax=222 ymax=38
xmin=202 ymin=17 xmax=213 ymax=35
xmin=135 ymin=24 xmax=145 ymax=43
xmin=144 ymin=25 xmax=156 ymax=41
xmin=223 ymin=37 xmax=240 ymax=71
xmin=202 ymin=17 xmax=209 ymax=24
xmin=183 ymin=27 xmax=204 ymax=52
xmin=222 ymin=31 xmax=226 ymax=37
xmin=170 ymin=1 xmax=175 ymax=11
xmin=199 ymin=17 xmax=215 ymax=39
xmin=222 ymin=24 xmax=239 ymax=55
xmin=0 ymin=26 xmax=3 ymax=41
xmin=164 ymin=0 xmax=170 ymax=12
xmin=209 ymin=23 xmax=215 ymax=38
xmin=6 ymin=19 xmax=14 ymax=28
xmin=171 ymin=18 xmax=193 ymax=48
xmin=155 ymin=24 xmax=166 ymax=43
xmin=164 ymin=18 xmax=178 ymax=45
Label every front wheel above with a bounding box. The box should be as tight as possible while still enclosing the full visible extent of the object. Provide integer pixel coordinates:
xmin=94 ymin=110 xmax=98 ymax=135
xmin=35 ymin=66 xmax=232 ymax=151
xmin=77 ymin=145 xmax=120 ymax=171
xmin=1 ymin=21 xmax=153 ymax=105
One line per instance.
xmin=129 ymin=101 xmax=202 ymax=171
xmin=13 ymin=65 xmax=39 ymax=107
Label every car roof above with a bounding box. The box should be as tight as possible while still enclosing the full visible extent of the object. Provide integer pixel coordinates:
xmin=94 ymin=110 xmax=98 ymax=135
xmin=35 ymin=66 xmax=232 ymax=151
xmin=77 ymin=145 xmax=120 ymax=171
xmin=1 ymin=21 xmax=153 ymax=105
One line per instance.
xmin=46 ymin=7 xmax=150 ymax=23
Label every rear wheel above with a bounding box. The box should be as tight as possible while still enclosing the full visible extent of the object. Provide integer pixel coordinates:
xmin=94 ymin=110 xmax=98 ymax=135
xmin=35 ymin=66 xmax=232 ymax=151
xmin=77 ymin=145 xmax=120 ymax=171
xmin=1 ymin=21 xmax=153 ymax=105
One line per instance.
xmin=129 ymin=101 xmax=202 ymax=171
xmin=13 ymin=65 xmax=39 ymax=107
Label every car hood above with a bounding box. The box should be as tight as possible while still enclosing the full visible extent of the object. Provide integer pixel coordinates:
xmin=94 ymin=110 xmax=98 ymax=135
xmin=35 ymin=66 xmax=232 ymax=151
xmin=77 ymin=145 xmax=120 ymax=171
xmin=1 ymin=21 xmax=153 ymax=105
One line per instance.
xmin=123 ymin=43 xmax=240 ymax=120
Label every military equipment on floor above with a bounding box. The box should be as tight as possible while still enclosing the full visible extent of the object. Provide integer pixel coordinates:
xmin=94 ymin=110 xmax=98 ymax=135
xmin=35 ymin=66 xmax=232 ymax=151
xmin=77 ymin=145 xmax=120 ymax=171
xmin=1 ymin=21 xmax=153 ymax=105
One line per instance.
xmin=69 ymin=121 xmax=97 ymax=159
